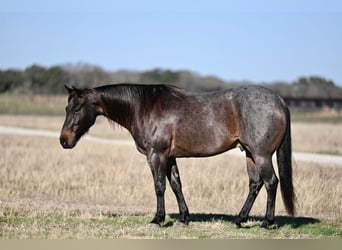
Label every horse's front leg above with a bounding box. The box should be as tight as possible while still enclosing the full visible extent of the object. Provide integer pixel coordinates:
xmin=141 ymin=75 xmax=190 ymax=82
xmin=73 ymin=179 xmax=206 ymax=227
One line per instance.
xmin=147 ymin=149 xmax=167 ymax=226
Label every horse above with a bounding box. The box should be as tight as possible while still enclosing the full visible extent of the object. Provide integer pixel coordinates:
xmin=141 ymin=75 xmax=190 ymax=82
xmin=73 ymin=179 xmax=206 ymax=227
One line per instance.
xmin=59 ymin=83 xmax=295 ymax=228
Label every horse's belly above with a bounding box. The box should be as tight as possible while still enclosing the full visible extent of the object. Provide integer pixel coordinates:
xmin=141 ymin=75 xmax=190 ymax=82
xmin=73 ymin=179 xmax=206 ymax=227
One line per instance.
xmin=171 ymin=127 xmax=237 ymax=157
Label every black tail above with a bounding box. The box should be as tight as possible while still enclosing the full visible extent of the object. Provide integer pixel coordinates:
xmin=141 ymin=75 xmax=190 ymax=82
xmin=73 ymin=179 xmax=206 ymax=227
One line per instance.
xmin=276 ymin=106 xmax=296 ymax=216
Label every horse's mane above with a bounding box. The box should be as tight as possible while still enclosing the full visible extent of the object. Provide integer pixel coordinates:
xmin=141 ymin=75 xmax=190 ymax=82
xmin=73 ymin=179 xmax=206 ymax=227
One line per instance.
xmin=95 ymin=83 xmax=183 ymax=102
xmin=94 ymin=84 xmax=184 ymax=127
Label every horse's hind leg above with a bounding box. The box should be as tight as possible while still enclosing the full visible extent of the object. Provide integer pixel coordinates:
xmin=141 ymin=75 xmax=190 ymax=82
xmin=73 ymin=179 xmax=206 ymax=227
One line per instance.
xmin=258 ymin=155 xmax=279 ymax=228
xmin=235 ymin=151 xmax=263 ymax=227
xmin=166 ymin=157 xmax=190 ymax=225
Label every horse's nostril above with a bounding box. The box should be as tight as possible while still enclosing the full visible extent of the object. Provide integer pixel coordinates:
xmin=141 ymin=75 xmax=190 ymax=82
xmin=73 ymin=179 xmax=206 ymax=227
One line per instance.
xmin=60 ymin=137 xmax=70 ymax=148
xmin=60 ymin=137 xmax=66 ymax=147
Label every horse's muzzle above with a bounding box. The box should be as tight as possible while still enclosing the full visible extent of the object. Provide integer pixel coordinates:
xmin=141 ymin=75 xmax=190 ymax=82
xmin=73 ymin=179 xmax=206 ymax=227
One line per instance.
xmin=60 ymin=137 xmax=74 ymax=149
xmin=59 ymin=131 xmax=76 ymax=149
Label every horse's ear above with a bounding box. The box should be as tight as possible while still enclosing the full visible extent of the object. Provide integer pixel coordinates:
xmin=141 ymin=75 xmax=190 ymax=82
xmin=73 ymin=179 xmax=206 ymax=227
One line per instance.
xmin=65 ymin=85 xmax=83 ymax=96
xmin=71 ymin=85 xmax=84 ymax=97
xmin=64 ymin=85 xmax=73 ymax=94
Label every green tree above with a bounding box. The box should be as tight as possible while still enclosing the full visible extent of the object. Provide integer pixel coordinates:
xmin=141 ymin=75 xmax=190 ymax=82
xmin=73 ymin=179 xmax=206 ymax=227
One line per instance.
xmin=46 ymin=66 xmax=69 ymax=94
xmin=0 ymin=70 xmax=24 ymax=93
xmin=140 ymin=68 xmax=180 ymax=84
xmin=292 ymin=76 xmax=339 ymax=98
xmin=24 ymin=65 xmax=48 ymax=93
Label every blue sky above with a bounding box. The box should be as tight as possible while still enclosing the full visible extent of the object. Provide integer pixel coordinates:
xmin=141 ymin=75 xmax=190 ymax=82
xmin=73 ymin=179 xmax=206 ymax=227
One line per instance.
xmin=1 ymin=1 xmax=342 ymax=85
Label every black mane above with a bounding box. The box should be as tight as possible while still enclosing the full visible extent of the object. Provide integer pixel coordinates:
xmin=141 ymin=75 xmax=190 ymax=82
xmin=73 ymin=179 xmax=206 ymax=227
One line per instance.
xmin=95 ymin=83 xmax=183 ymax=99
xmin=94 ymin=84 xmax=183 ymax=128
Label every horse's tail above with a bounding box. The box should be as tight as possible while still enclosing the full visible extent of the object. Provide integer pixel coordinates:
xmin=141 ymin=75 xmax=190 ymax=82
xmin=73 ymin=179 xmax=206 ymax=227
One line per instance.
xmin=276 ymin=106 xmax=296 ymax=216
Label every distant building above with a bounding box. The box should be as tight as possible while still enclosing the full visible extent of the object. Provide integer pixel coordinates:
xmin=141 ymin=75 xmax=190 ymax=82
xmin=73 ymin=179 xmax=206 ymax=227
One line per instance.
xmin=283 ymin=97 xmax=342 ymax=112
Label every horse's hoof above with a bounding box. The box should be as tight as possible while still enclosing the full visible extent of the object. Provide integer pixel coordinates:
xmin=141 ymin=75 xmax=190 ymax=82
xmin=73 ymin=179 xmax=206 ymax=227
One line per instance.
xmin=234 ymin=217 xmax=246 ymax=228
xmin=148 ymin=222 xmax=161 ymax=228
xmin=260 ymin=221 xmax=268 ymax=229
xmin=260 ymin=219 xmax=274 ymax=229
xmin=234 ymin=222 xmax=242 ymax=228
xmin=149 ymin=216 xmax=164 ymax=228
xmin=175 ymin=220 xmax=188 ymax=227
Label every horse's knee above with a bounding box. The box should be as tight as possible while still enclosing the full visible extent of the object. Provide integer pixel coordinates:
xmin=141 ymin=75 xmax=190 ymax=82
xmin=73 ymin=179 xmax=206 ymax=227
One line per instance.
xmin=154 ymin=181 xmax=166 ymax=196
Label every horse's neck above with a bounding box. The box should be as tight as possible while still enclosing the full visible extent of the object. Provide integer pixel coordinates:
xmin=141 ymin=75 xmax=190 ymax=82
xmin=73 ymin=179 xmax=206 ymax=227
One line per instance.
xmin=97 ymin=88 xmax=136 ymax=130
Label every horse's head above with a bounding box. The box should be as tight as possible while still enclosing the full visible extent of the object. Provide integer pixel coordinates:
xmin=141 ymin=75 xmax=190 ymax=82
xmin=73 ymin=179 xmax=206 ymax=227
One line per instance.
xmin=60 ymin=85 xmax=102 ymax=149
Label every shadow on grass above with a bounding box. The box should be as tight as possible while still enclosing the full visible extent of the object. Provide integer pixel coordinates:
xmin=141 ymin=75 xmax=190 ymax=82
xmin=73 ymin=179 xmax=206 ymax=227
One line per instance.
xmin=168 ymin=213 xmax=320 ymax=229
xmin=101 ymin=211 xmax=320 ymax=229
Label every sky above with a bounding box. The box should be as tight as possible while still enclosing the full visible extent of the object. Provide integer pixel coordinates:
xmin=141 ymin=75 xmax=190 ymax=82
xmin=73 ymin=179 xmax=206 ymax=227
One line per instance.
xmin=1 ymin=0 xmax=342 ymax=85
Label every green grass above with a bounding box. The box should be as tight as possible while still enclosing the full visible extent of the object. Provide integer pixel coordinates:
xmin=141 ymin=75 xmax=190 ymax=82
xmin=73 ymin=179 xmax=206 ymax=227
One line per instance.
xmin=1 ymin=207 xmax=341 ymax=239
xmin=0 ymin=94 xmax=65 ymax=116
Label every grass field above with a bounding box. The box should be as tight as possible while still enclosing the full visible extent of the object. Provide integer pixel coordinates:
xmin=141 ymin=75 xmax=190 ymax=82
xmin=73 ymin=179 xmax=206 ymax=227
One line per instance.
xmin=0 ymin=95 xmax=65 ymax=116
xmin=1 ymin=114 xmax=342 ymax=238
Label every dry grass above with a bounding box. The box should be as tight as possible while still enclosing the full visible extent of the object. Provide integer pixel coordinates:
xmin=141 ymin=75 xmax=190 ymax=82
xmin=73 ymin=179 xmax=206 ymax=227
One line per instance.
xmin=0 ymin=135 xmax=341 ymax=219
xmin=292 ymin=122 xmax=342 ymax=155
xmin=0 ymin=115 xmax=342 ymax=238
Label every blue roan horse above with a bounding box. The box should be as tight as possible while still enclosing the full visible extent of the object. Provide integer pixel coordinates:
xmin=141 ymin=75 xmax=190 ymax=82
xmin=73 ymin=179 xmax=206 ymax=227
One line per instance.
xmin=60 ymin=84 xmax=295 ymax=228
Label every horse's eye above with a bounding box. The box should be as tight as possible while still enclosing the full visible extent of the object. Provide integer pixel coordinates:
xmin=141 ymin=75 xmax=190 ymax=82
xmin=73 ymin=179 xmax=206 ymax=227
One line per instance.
xmin=74 ymin=105 xmax=82 ymax=113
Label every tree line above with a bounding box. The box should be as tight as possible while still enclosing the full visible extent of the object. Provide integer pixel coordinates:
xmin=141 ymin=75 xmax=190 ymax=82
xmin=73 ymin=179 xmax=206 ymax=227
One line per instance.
xmin=1 ymin=63 xmax=342 ymax=98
